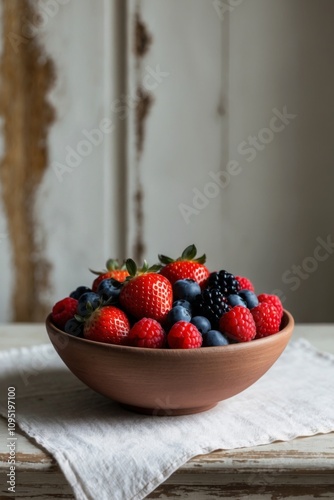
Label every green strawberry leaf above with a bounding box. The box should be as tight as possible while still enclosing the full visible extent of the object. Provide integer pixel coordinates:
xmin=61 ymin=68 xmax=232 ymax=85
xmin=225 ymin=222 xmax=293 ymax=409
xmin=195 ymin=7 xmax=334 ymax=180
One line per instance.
xmin=106 ymin=258 xmax=119 ymax=271
xmin=194 ymin=254 xmax=206 ymax=264
xmin=158 ymin=254 xmax=174 ymax=264
xmin=148 ymin=264 xmax=162 ymax=273
xmin=125 ymin=258 xmax=137 ymax=277
xmin=142 ymin=260 xmax=149 ymax=273
xmin=89 ymin=268 xmax=104 ymax=276
xmin=181 ymin=244 xmax=197 ymax=261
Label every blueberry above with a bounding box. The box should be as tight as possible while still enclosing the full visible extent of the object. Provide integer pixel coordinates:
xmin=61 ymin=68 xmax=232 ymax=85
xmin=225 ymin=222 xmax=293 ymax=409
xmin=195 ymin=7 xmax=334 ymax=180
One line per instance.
xmin=238 ymin=290 xmax=259 ymax=309
xmin=173 ymin=279 xmax=201 ymax=302
xmin=64 ymin=318 xmax=84 ymax=337
xmin=167 ymin=306 xmax=191 ymax=326
xmin=77 ymin=292 xmax=101 ymax=317
xmin=172 ymin=299 xmax=192 ymax=313
xmin=227 ymin=294 xmax=247 ymax=308
xmin=202 ymin=330 xmax=229 ymax=347
xmin=97 ymin=278 xmax=122 ymax=302
xmin=191 ymin=316 xmax=211 ymax=334
xmin=70 ymin=286 xmax=92 ymax=300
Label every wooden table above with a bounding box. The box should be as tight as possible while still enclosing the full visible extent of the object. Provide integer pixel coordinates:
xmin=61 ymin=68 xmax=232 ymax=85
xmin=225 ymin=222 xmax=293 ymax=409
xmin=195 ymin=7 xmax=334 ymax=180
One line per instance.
xmin=0 ymin=324 xmax=333 ymax=499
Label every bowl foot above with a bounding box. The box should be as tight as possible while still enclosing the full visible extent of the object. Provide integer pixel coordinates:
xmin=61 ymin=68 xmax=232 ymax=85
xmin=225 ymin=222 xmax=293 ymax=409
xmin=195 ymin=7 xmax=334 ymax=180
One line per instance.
xmin=120 ymin=402 xmax=218 ymax=416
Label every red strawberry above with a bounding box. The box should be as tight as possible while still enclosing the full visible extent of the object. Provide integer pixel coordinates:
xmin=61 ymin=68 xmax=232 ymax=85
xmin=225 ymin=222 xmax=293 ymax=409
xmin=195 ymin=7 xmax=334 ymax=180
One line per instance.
xmin=251 ymin=302 xmax=281 ymax=338
xmin=128 ymin=318 xmax=166 ymax=348
xmin=90 ymin=259 xmax=129 ymax=292
xmin=159 ymin=244 xmax=209 ymax=288
xmin=120 ymin=259 xmax=172 ymax=323
xmin=83 ymin=306 xmax=130 ymax=345
xmin=257 ymin=293 xmax=283 ymax=319
xmin=236 ymin=275 xmax=255 ymax=292
xmin=167 ymin=321 xmax=202 ymax=349
xmin=52 ymin=297 xmax=78 ymax=329
xmin=219 ymin=306 xmax=256 ymax=342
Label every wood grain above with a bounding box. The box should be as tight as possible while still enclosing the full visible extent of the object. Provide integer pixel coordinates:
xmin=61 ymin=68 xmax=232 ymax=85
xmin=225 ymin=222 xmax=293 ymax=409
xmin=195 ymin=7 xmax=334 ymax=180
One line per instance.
xmin=0 ymin=0 xmax=55 ymax=322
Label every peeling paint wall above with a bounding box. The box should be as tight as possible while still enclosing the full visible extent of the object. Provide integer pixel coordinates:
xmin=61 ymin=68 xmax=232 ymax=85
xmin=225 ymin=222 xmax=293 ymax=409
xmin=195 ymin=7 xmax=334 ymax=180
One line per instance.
xmin=0 ymin=0 xmax=126 ymax=324
xmin=0 ymin=0 xmax=55 ymax=321
xmin=132 ymin=8 xmax=153 ymax=262
xmin=126 ymin=0 xmax=225 ymax=269
xmin=134 ymin=11 xmax=152 ymax=59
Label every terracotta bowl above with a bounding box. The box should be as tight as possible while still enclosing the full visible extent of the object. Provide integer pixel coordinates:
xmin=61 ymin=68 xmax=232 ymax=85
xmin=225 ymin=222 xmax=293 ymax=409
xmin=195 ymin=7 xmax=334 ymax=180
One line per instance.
xmin=46 ymin=310 xmax=294 ymax=416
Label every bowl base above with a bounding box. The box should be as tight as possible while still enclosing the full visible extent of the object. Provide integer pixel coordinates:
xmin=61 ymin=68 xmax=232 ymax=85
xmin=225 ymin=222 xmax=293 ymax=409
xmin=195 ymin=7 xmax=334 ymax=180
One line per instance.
xmin=120 ymin=402 xmax=218 ymax=416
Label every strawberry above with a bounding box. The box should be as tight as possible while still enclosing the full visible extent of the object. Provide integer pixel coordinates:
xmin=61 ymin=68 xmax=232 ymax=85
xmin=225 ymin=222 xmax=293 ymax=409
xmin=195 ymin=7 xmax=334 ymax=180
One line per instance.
xmin=90 ymin=259 xmax=129 ymax=292
xmin=128 ymin=318 xmax=166 ymax=348
xmin=167 ymin=321 xmax=202 ymax=349
xmin=159 ymin=244 xmax=209 ymax=288
xmin=52 ymin=297 xmax=78 ymax=329
xmin=236 ymin=275 xmax=255 ymax=292
xmin=257 ymin=293 xmax=283 ymax=319
xmin=83 ymin=306 xmax=130 ymax=345
xmin=120 ymin=260 xmax=172 ymax=323
xmin=251 ymin=302 xmax=281 ymax=338
xmin=219 ymin=306 xmax=256 ymax=342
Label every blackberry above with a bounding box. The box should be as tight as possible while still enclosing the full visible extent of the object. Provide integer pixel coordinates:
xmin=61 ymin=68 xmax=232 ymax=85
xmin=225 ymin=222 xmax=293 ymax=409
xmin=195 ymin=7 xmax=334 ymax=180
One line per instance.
xmin=207 ymin=270 xmax=240 ymax=296
xmin=194 ymin=289 xmax=229 ymax=328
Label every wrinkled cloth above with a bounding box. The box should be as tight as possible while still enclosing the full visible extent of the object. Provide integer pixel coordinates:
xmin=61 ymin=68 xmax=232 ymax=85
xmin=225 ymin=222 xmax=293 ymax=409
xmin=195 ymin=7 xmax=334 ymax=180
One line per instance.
xmin=0 ymin=338 xmax=334 ymax=500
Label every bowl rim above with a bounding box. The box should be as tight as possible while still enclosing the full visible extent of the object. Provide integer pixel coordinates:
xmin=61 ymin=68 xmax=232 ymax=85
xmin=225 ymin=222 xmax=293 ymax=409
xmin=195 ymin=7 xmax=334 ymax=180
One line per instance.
xmin=46 ymin=309 xmax=294 ymax=356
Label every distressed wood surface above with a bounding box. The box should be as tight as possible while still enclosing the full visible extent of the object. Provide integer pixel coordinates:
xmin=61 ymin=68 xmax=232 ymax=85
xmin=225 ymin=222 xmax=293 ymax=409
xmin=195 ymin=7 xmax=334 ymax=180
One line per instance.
xmin=0 ymin=324 xmax=333 ymax=498
xmin=0 ymin=0 xmax=125 ymax=323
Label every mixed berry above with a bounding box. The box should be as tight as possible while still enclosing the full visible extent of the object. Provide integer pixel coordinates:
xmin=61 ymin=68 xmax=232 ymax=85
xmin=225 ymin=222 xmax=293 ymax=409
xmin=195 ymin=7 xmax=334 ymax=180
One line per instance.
xmin=51 ymin=244 xmax=284 ymax=350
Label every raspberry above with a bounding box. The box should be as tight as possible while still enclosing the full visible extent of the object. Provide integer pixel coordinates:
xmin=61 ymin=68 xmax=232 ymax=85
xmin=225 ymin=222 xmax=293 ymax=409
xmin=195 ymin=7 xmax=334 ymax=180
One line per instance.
xmin=52 ymin=297 xmax=78 ymax=329
xmin=257 ymin=293 xmax=283 ymax=319
xmin=167 ymin=321 xmax=202 ymax=349
xmin=128 ymin=318 xmax=166 ymax=348
xmin=236 ymin=276 xmax=255 ymax=292
xmin=251 ymin=302 xmax=281 ymax=338
xmin=219 ymin=306 xmax=256 ymax=342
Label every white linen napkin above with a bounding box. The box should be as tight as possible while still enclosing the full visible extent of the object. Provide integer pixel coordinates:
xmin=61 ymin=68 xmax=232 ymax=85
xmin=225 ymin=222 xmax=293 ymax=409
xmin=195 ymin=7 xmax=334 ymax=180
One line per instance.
xmin=0 ymin=338 xmax=334 ymax=500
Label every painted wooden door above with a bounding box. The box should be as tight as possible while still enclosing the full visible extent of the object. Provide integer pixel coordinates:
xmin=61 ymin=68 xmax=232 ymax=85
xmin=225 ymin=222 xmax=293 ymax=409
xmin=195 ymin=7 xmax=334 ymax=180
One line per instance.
xmin=126 ymin=0 xmax=334 ymax=323
xmin=0 ymin=0 xmax=225 ymax=323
